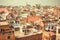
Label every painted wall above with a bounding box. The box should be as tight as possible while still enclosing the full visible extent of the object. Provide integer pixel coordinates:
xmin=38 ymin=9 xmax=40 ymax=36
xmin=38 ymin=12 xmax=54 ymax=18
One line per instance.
xmin=0 ymin=0 xmax=60 ymax=6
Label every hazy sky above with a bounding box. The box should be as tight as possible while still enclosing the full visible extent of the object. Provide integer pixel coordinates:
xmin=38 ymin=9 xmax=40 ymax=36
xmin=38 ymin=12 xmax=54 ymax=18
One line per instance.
xmin=0 ymin=0 xmax=60 ymax=6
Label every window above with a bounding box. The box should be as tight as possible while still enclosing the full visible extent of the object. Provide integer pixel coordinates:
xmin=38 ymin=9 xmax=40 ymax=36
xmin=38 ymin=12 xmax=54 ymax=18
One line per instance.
xmin=0 ymin=16 xmax=4 ymax=20
xmin=58 ymin=29 xmax=60 ymax=33
xmin=8 ymin=36 xmax=10 ymax=39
